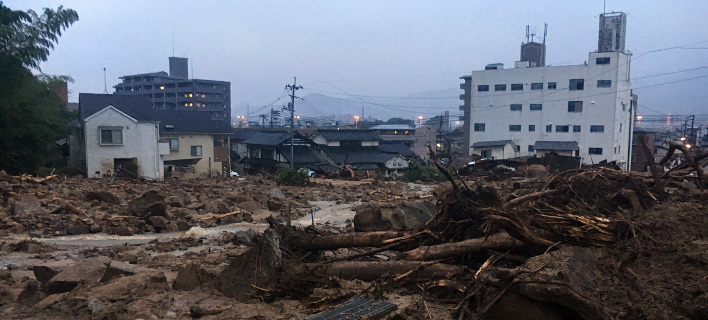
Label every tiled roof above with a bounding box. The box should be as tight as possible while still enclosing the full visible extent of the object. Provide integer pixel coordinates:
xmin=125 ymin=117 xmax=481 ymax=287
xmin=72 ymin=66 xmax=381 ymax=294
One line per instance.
xmin=534 ymin=141 xmax=579 ymax=151
xmin=320 ymin=146 xmax=396 ymax=165
xmin=156 ymin=110 xmax=230 ymax=134
xmin=242 ymin=132 xmax=291 ymax=146
xmin=471 ymin=140 xmax=513 ymax=148
xmin=316 ymin=129 xmax=378 ymax=141
xmin=79 ymin=93 xmax=156 ymax=121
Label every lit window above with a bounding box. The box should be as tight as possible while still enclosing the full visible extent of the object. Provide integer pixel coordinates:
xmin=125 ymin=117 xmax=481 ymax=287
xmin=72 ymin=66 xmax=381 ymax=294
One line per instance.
xmin=191 ymin=145 xmax=202 ymax=157
xmin=189 ymin=93 xmax=193 ymax=97
xmin=99 ymin=127 xmax=123 ymax=145
xmin=159 ymin=85 xmax=165 ymax=90
xmin=201 ymin=94 xmax=206 ymax=98
xmin=189 ymin=103 xmax=193 ymax=107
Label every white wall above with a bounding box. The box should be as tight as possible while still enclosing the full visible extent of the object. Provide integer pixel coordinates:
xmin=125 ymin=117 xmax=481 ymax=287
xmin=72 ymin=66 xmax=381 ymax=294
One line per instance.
xmin=463 ymin=51 xmax=634 ymax=169
xmin=84 ymin=107 xmax=163 ymax=179
xmin=472 ymin=143 xmax=517 ymax=160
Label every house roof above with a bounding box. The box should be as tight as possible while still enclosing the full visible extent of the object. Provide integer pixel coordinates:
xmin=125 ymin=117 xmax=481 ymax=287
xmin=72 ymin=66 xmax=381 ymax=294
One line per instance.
xmin=156 ymin=110 xmax=230 ymax=134
xmin=534 ymin=141 xmax=579 ymax=151
xmin=230 ymin=128 xmax=262 ymax=141
xmin=471 ymin=140 xmax=514 ymax=148
xmin=281 ymin=146 xmax=325 ymax=164
xmin=379 ymin=142 xmax=416 ymax=157
xmin=320 ymin=146 xmax=396 ymax=165
xmin=315 ymin=129 xmax=378 ymax=141
xmin=79 ymin=93 xmax=156 ymax=121
xmin=242 ymin=131 xmax=292 ymax=146
xmin=370 ymin=124 xmax=416 ymax=130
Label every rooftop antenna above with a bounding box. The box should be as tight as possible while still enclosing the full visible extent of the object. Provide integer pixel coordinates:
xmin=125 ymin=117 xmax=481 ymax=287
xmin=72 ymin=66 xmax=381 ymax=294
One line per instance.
xmin=543 ymin=23 xmax=547 ymax=45
xmin=103 ymin=67 xmax=108 ymax=93
xmin=525 ymin=25 xmax=530 ymax=43
xmin=603 ymin=0 xmax=606 ymax=15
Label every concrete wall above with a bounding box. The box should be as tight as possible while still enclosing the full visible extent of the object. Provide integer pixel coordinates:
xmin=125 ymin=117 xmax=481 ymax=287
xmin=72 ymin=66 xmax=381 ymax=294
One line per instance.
xmin=412 ymin=125 xmax=437 ymax=159
xmin=163 ymin=133 xmax=221 ymax=176
xmin=84 ymin=107 xmax=163 ymax=179
xmin=461 ymin=51 xmax=634 ymax=169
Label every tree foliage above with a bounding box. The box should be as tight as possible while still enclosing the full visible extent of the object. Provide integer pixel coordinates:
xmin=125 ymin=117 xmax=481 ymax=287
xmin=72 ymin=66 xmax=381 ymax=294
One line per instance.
xmin=386 ymin=117 xmax=414 ymax=125
xmin=0 ymin=2 xmax=78 ymax=69
xmin=275 ymin=167 xmax=309 ymax=186
xmin=0 ymin=2 xmax=78 ymax=174
xmin=402 ymin=163 xmax=446 ymax=182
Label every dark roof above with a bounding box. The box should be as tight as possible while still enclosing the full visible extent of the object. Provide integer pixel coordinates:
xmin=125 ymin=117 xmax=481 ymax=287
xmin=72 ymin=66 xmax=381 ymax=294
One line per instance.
xmin=119 ymin=71 xmax=169 ymax=79
xmin=281 ymin=146 xmax=325 ymax=164
xmin=242 ymin=132 xmax=291 ymax=146
xmin=471 ymin=140 xmax=513 ymax=148
xmin=379 ymin=142 xmax=416 ymax=158
xmin=156 ymin=110 xmax=230 ymax=134
xmin=79 ymin=93 xmax=156 ymax=121
xmin=320 ymin=146 xmax=396 ymax=165
xmin=534 ymin=141 xmax=579 ymax=151
xmin=316 ymin=129 xmax=378 ymax=142
xmin=231 ymin=128 xmax=262 ymax=141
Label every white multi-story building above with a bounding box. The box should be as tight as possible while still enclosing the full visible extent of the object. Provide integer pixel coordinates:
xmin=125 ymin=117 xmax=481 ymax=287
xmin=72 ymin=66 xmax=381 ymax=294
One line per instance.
xmin=459 ymin=12 xmax=636 ymax=170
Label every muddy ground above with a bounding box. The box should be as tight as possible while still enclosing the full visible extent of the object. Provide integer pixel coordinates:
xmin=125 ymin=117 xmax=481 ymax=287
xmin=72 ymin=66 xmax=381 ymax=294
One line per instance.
xmin=0 ymin=170 xmax=706 ymax=319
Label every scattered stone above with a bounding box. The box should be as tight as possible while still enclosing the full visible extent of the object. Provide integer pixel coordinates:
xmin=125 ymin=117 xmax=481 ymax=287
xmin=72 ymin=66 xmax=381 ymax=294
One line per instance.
xmin=108 ymin=226 xmax=136 ymax=236
xmin=526 ymin=164 xmax=549 ymax=179
xmin=206 ymin=200 xmax=231 ymax=214
xmin=270 ymin=188 xmax=285 ymax=200
xmin=17 ymin=279 xmax=42 ymax=306
xmin=87 ymin=298 xmax=105 ymax=315
xmin=148 ymin=215 xmax=169 ymax=231
xmin=172 ymin=263 xmax=210 ymax=291
xmin=33 ymin=261 xmax=70 ymax=284
xmin=85 ymin=191 xmax=121 ymax=205
xmin=66 ymin=223 xmax=91 ymax=235
xmin=44 ymin=257 xmax=111 ymax=294
xmin=128 ymin=190 xmax=166 ymax=218
xmin=12 ymin=194 xmax=46 ymax=215
xmin=100 ymin=260 xmax=153 ymax=282
xmin=234 ymin=230 xmax=254 ymax=246
xmin=354 ymin=199 xmax=436 ymax=232
xmin=176 ymin=220 xmax=191 ymax=231
xmin=61 ymin=203 xmax=85 ymax=217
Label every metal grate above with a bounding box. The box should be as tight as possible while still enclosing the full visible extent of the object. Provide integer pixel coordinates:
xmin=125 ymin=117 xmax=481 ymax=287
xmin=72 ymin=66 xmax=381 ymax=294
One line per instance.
xmin=304 ymin=297 xmax=397 ymax=320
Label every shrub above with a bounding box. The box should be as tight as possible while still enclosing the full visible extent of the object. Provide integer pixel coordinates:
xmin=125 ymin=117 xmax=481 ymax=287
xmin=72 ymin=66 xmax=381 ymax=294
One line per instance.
xmin=275 ymin=167 xmax=309 ymax=186
xmin=402 ymin=163 xmax=446 ymax=182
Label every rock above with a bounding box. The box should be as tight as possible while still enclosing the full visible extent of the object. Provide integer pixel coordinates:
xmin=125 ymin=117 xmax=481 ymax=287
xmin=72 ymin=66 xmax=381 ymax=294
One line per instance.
xmin=108 ymin=226 xmax=136 ymax=236
xmin=148 ymin=216 xmax=169 ymax=231
xmin=354 ymin=199 xmax=436 ymax=232
xmin=12 ymin=194 xmax=46 ymax=215
xmin=66 ymin=223 xmax=91 ymax=235
xmin=526 ymin=164 xmax=549 ymax=179
xmin=267 ymin=198 xmax=286 ymax=211
xmin=165 ymin=195 xmax=184 ymax=207
xmin=87 ymin=298 xmax=105 ymax=315
xmin=176 ymin=220 xmax=191 ymax=231
xmin=61 ymin=203 xmax=85 ymax=217
xmin=17 ymin=279 xmax=42 ymax=306
xmin=0 ymin=270 xmax=12 ymax=281
xmin=270 ymin=188 xmax=285 ymax=200
xmin=236 ymin=200 xmax=266 ymax=212
xmin=85 ymin=191 xmax=121 ymax=205
xmin=234 ymin=230 xmax=254 ymax=245
xmin=44 ymin=257 xmax=111 ymax=294
xmin=206 ymin=200 xmax=231 ymax=214
xmin=128 ymin=190 xmax=166 ymax=218
xmin=172 ymin=263 xmax=210 ymax=291
xmin=100 ymin=260 xmax=153 ymax=282
xmin=33 ymin=262 xmax=69 ymax=285
xmin=225 ymin=193 xmax=251 ymax=204
xmin=219 ymin=228 xmax=281 ymax=298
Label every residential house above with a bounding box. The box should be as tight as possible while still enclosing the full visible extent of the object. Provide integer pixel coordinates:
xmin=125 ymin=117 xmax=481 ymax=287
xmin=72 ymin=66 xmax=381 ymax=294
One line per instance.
xmin=533 ymin=141 xmax=580 ymax=157
xmin=157 ymin=110 xmax=231 ymax=177
xmin=471 ymin=140 xmax=518 ymax=160
xmin=240 ymin=131 xmax=302 ymax=173
xmin=72 ymin=94 xmax=169 ymax=179
xmin=371 ymin=124 xmax=437 ymax=159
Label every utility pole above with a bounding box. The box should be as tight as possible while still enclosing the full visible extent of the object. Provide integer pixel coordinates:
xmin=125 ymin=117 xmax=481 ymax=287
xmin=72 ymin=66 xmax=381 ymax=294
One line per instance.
xmin=285 ymin=77 xmax=302 ymax=168
xmin=259 ymin=114 xmax=267 ymax=127
xmin=438 ymin=112 xmax=443 ymax=152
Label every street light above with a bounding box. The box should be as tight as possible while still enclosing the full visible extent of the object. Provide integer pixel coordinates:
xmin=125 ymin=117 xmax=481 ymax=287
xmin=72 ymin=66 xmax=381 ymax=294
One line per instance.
xmin=418 ymin=115 xmax=423 ymax=125
xmin=354 ymin=115 xmax=360 ymax=129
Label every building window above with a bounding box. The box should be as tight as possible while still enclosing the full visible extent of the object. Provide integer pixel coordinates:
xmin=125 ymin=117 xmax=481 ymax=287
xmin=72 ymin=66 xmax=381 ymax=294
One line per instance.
xmin=528 ymin=145 xmax=535 ymax=152
xmin=573 ymin=125 xmax=581 ymax=133
xmin=555 ymin=125 xmax=569 ymax=133
xmin=545 ymin=124 xmax=552 ymax=132
xmin=596 ymin=57 xmax=611 ymax=65
xmin=169 ymin=138 xmax=179 ymax=150
xmin=569 ymin=79 xmax=584 ymax=90
xmin=477 ymin=85 xmax=489 ymax=92
xmin=511 ymin=83 xmax=523 ymax=91
xmin=510 ymin=104 xmax=522 ymax=111
xmin=530 ymin=104 xmax=542 ymax=111
xmin=509 ymin=125 xmax=521 ymax=132
xmin=474 ymin=123 xmax=485 ymax=132
xmin=529 ymin=125 xmax=535 ymax=132
xmin=568 ymin=101 xmax=583 ymax=112
xmin=494 ymin=84 xmax=506 ymax=91
xmin=99 ymin=127 xmax=123 ymax=145
xmin=548 ymin=82 xmax=557 ymax=89
xmin=531 ymin=83 xmax=543 ymax=90
xmin=590 ymin=125 xmax=605 ymax=132
xmin=589 ymin=147 xmax=603 ymax=155
xmin=597 ymin=80 xmax=612 ymax=88
xmin=481 ymin=150 xmax=492 ymax=158
xmin=190 ymin=145 xmax=202 ymax=157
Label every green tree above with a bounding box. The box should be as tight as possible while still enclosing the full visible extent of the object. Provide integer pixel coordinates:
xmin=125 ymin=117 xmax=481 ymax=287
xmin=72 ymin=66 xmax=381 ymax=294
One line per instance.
xmin=386 ymin=117 xmax=414 ymax=125
xmin=0 ymin=2 xmax=78 ymax=174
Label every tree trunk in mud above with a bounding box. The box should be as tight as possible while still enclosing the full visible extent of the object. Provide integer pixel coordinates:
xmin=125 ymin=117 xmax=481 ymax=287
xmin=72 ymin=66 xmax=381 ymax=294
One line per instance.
xmin=289 ymin=231 xmax=404 ymax=250
xmin=316 ymin=261 xmax=466 ymax=282
xmin=401 ymin=233 xmax=524 ymax=261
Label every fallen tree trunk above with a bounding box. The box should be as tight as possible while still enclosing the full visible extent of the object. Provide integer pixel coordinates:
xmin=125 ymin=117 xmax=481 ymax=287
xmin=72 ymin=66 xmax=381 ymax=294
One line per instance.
xmin=317 ymin=261 xmax=466 ymax=282
xmin=401 ymin=233 xmax=524 ymax=261
xmin=289 ymin=231 xmax=404 ymax=251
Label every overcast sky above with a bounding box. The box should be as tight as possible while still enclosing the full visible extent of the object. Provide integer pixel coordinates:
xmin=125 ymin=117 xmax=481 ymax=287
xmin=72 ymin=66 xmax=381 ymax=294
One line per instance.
xmin=8 ymin=0 xmax=708 ymax=120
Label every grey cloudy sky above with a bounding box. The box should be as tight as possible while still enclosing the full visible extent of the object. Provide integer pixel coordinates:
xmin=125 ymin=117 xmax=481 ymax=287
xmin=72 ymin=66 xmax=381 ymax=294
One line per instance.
xmin=8 ymin=0 xmax=708 ymax=120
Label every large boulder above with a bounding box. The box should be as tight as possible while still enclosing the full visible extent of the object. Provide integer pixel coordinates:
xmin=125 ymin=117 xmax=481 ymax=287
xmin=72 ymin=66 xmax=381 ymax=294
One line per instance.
xmin=85 ymin=191 xmax=121 ymax=205
xmin=526 ymin=164 xmax=549 ymax=179
xmin=172 ymin=263 xmax=211 ymax=291
xmin=43 ymin=257 xmax=111 ymax=294
xmin=12 ymin=195 xmax=46 ymax=215
xmin=354 ymin=199 xmax=436 ymax=232
xmin=128 ymin=190 xmax=165 ymax=218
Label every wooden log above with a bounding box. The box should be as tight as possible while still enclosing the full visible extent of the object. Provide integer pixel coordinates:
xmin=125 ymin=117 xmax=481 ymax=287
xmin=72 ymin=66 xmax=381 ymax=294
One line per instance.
xmin=502 ymin=189 xmax=560 ymax=210
xmin=318 ymin=261 xmax=466 ymax=282
xmin=290 ymin=231 xmax=404 ymax=251
xmin=401 ymin=233 xmax=524 ymax=261
xmin=200 ymin=210 xmax=243 ymax=221
xmin=669 ymin=141 xmax=708 ymax=187
xmin=637 ymin=132 xmax=664 ymax=192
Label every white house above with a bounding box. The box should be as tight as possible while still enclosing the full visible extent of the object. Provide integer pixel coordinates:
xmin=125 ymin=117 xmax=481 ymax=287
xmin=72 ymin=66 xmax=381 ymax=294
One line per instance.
xmin=74 ymin=94 xmax=169 ymax=180
xmin=460 ymin=12 xmax=636 ymax=170
xmin=471 ymin=140 xmax=518 ymax=160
